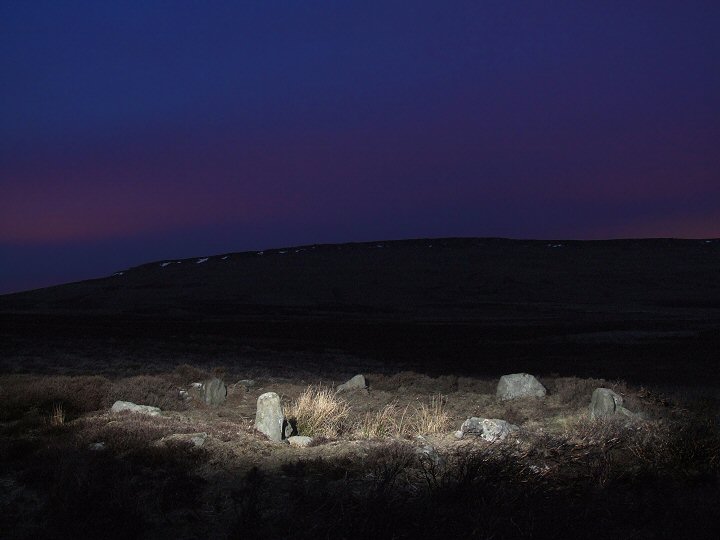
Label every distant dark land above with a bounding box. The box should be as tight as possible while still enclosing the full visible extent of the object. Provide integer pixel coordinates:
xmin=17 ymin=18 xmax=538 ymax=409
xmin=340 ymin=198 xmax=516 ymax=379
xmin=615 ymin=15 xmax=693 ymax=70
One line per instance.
xmin=2 ymin=237 xmax=719 ymax=387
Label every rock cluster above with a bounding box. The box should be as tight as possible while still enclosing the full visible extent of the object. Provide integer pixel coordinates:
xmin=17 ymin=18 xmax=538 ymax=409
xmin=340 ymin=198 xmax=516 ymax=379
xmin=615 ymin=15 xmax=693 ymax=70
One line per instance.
xmin=456 ymin=417 xmax=519 ymax=442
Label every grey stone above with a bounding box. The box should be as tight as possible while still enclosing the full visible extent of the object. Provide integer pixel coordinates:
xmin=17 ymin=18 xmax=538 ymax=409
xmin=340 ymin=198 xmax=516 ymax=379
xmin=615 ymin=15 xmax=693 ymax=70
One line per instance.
xmin=110 ymin=400 xmax=161 ymax=416
xmin=255 ymin=392 xmax=287 ymax=442
xmin=190 ymin=433 xmax=208 ymax=447
xmin=288 ymin=436 xmax=313 ymax=448
xmin=88 ymin=442 xmax=106 ymax=451
xmin=460 ymin=417 xmax=519 ymax=442
xmin=237 ymin=379 xmax=256 ymax=388
xmin=496 ymin=373 xmax=547 ymax=400
xmin=416 ymin=444 xmax=445 ymax=468
xmin=590 ymin=388 xmax=634 ymax=419
xmin=337 ymin=374 xmax=366 ymax=392
xmin=202 ymin=378 xmax=227 ymax=406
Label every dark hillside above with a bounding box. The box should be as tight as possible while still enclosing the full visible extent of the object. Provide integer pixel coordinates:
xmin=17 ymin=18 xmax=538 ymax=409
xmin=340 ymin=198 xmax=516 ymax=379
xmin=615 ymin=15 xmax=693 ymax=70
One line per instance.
xmin=2 ymin=238 xmax=719 ymax=320
xmin=2 ymin=238 xmax=719 ymax=384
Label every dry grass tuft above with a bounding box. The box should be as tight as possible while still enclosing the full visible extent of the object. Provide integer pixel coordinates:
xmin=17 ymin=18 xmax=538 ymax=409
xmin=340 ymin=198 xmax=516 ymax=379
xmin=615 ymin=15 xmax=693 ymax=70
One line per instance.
xmin=48 ymin=402 xmax=66 ymax=426
xmin=354 ymin=402 xmax=409 ymax=439
xmin=410 ymin=394 xmax=450 ymax=435
xmin=285 ymin=385 xmax=351 ymax=438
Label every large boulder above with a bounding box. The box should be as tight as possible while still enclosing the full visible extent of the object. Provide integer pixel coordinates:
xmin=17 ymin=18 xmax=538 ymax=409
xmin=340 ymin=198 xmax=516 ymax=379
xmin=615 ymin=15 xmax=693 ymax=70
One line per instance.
xmin=110 ymin=400 xmax=161 ymax=416
xmin=202 ymin=378 xmax=227 ymax=406
xmin=496 ymin=373 xmax=547 ymax=400
xmin=590 ymin=388 xmax=634 ymax=419
xmin=458 ymin=417 xmax=519 ymax=442
xmin=255 ymin=392 xmax=289 ymax=442
xmin=337 ymin=374 xmax=366 ymax=392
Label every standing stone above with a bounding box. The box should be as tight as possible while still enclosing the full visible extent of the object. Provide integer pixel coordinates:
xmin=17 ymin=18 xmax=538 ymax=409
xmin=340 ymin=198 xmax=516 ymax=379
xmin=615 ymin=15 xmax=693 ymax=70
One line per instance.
xmin=496 ymin=373 xmax=547 ymax=400
xmin=255 ymin=392 xmax=286 ymax=442
xmin=337 ymin=374 xmax=366 ymax=392
xmin=590 ymin=388 xmax=633 ymax=419
xmin=202 ymin=378 xmax=227 ymax=406
xmin=459 ymin=417 xmax=519 ymax=442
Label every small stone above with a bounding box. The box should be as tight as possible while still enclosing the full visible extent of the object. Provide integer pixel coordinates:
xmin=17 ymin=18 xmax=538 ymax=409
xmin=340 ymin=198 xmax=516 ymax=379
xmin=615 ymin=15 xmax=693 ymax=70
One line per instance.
xmin=190 ymin=433 xmax=208 ymax=447
xmin=454 ymin=430 xmax=464 ymax=439
xmin=416 ymin=444 xmax=445 ymax=468
xmin=337 ymin=374 xmax=366 ymax=392
xmin=89 ymin=442 xmax=106 ymax=451
xmin=255 ymin=392 xmax=287 ymax=442
xmin=110 ymin=400 xmax=161 ymax=416
xmin=288 ymin=436 xmax=313 ymax=447
xmin=496 ymin=373 xmax=547 ymax=400
xmin=237 ymin=379 xmax=256 ymax=388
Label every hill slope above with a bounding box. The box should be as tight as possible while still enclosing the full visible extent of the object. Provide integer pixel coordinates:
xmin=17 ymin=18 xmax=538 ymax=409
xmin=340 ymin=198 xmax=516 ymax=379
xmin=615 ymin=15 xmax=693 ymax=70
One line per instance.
xmin=1 ymin=237 xmax=719 ymax=321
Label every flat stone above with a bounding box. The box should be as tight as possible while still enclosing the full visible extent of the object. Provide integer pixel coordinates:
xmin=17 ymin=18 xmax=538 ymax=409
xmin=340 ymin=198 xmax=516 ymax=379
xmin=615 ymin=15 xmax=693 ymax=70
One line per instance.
xmin=110 ymin=400 xmax=161 ymax=416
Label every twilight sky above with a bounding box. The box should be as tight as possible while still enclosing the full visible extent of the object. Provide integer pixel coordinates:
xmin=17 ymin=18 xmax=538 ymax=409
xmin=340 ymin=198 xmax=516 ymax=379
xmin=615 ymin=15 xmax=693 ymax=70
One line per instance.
xmin=1 ymin=1 xmax=719 ymax=294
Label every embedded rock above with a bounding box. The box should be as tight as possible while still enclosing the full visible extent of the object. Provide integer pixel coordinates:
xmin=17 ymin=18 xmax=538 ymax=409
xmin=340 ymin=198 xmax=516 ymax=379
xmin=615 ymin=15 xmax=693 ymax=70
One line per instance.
xmin=590 ymin=388 xmax=634 ymax=419
xmin=459 ymin=417 xmax=518 ymax=442
xmin=496 ymin=373 xmax=547 ymax=400
xmin=337 ymin=374 xmax=366 ymax=392
xmin=110 ymin=400 xmax=161 ymax=416
xmin=255 ymin=392 xmax=287 ymax=442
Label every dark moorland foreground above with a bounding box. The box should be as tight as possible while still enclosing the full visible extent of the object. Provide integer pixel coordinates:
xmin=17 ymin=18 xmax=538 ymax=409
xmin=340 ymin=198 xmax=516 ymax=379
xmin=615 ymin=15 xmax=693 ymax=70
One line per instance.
xmin=1 ymin=238 xmax=719 ymax=539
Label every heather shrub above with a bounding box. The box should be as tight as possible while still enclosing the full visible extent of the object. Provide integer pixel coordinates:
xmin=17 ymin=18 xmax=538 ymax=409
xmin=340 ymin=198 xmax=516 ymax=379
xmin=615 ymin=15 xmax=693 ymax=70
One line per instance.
xmin=0 ymin=375 xmax=111 ymax=421
xmin=108 ymin=375 xmax=185 ymax=410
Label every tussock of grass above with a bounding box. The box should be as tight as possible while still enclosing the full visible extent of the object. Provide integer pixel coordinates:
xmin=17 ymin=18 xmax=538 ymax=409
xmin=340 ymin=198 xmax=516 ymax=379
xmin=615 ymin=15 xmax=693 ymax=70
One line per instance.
xmin=354 ymin=403 xmax=409 ymax=438
xmin=285 ymin=386 xmax=351 ymax=438
xmin=410 ymin=394 xmax=450 ymax=435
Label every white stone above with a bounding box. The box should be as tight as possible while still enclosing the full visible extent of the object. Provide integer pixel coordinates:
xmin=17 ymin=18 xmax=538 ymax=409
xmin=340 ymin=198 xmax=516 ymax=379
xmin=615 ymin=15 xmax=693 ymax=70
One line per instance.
xmin=110 ymin=400 xmax=161 ymax=416
xmin=288 ymin=436 xmax=313 ymax=448
xmin=337 ymin=374 xmax=366 ymax=392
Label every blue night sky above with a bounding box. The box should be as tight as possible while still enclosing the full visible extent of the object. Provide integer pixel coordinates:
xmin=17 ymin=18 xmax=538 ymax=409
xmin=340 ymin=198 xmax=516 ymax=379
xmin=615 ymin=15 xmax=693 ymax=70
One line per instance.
xmin=1 ymin=1 xmax=719 ymax=293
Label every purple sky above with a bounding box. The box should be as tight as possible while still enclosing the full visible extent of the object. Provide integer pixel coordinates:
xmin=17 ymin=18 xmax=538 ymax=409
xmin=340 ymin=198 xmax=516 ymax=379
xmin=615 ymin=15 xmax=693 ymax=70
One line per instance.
xmin=2 ymin=1 xmax=719 ymax=294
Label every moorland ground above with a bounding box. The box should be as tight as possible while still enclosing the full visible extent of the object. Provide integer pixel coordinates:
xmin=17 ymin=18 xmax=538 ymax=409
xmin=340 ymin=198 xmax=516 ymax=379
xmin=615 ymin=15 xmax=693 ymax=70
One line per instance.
xmin=1 ymin=239 xmax=719 ymax=538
